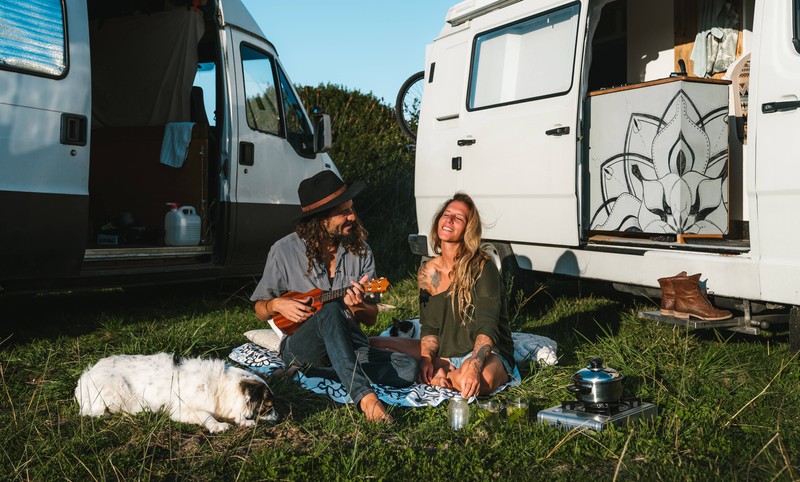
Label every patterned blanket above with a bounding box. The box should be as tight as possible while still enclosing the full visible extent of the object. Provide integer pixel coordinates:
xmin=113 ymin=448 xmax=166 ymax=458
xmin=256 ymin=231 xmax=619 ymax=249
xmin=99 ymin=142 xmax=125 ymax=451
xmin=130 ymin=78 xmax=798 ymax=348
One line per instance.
xmin=229 ymin=331 xmax=557 ymax=407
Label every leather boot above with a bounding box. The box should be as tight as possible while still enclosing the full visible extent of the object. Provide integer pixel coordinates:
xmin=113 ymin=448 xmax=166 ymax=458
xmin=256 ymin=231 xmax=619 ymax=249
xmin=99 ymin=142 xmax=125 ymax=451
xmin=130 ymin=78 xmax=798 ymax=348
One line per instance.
xmin=673 ymin=274 xmax=733 ymax=321
xmin=657 ymin=271 xmax=687 ymax=316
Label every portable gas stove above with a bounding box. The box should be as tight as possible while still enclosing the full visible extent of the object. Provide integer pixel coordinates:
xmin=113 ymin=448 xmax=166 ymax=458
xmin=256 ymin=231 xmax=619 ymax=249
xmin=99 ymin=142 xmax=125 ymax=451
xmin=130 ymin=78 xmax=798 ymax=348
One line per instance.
xmin=537 ymin=397 xmax=657 ymax=431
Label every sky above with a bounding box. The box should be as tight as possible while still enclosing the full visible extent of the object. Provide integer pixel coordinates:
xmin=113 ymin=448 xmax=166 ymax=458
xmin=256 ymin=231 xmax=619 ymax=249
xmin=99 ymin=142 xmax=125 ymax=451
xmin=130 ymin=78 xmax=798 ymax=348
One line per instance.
xmin=241 ymin=0 xmax=454 ymax=107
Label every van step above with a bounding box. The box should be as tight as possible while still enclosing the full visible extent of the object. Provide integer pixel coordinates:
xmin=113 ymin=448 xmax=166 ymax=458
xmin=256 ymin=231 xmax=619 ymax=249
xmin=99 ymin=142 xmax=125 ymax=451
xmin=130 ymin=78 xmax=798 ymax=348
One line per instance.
xmin=587 ymin=235 xmax=750 ymax=254
xmin=638 ymin=310 xmax=789 ymax=335
xmin=84 ymin=245 xmax=212 ymax=261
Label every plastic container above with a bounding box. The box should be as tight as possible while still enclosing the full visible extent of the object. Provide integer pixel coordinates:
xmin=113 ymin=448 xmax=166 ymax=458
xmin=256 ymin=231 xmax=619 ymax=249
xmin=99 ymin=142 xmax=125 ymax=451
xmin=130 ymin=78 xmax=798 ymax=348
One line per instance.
xmin=448 ymin=395 xmax=469 ymax=430
xmin=164 ymin=203 xmax=201 ymax=246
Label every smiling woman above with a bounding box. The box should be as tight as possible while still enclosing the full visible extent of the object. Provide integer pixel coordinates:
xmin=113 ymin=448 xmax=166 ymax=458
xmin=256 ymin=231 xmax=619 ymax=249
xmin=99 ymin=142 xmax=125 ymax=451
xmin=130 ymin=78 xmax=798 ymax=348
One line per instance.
xmin=371 ymin=192 xmax=519 ymax=398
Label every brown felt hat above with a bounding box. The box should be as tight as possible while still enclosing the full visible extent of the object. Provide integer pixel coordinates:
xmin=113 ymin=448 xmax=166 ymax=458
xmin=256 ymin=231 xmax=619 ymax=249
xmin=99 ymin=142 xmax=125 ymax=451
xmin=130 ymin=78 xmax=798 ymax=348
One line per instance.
xmin=296 ymin=170 xmax=364 ymax=220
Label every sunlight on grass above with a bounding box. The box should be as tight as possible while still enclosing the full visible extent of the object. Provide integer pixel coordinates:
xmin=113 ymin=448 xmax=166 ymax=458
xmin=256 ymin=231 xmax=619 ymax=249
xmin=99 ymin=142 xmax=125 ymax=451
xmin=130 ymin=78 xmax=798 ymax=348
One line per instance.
xmin=1 ymin=277 xmax=799 ymax=480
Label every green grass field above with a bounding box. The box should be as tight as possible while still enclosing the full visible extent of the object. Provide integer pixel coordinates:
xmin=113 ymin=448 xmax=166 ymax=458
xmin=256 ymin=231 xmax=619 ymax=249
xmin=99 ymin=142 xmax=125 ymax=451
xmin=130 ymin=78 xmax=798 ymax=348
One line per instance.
xmin=1 ymin=276 xmax=798 ymax=481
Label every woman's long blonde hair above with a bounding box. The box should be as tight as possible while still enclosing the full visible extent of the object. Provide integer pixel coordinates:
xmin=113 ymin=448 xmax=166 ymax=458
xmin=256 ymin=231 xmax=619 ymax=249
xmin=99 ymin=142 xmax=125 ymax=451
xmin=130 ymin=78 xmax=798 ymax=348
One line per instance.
xmin=430 ymin=192 xmax=488 ymax=325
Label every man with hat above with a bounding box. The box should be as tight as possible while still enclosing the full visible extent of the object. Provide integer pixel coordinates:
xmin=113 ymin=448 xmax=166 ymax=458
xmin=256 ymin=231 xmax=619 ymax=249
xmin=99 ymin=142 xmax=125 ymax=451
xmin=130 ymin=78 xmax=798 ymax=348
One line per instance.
xmin=251 ymin=170 xmax=418 ymax=423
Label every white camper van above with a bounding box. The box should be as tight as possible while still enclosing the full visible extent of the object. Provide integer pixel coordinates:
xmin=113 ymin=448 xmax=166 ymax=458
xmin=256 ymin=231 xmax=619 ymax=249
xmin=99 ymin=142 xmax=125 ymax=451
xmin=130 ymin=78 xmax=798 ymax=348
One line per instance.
xmin=410 ymin=0 xmax=800 ymax=336
xmin=0 ymin=0 xmax=335 ymax=293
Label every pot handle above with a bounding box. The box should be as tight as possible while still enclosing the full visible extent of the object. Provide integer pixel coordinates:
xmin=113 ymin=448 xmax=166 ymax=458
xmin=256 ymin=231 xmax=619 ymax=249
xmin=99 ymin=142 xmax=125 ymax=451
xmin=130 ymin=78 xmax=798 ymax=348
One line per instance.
xmin=566 ymin=385 xmax=590 ymax=395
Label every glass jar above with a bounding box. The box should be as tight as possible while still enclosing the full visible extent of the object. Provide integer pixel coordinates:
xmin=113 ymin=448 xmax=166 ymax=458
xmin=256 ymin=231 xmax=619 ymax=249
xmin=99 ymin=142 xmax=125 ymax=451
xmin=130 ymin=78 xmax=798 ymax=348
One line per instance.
xmin=448 ymin=395 xmax=469 ymax=430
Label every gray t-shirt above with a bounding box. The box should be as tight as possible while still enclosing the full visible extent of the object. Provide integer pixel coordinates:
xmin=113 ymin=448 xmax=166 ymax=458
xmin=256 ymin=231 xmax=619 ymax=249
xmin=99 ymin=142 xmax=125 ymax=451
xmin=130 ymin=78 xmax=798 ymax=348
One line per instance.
xmin=250 ymin=232 xmax=377 ymax=302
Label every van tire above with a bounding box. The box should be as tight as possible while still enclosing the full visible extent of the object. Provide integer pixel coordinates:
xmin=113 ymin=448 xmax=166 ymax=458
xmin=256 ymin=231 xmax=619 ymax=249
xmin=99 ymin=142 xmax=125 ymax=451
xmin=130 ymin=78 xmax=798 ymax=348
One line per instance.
xmin=481 ymin=241 xmax=537 ymax=297
xmin=395 ymin=70 xmax=425 ymax=141
xmin=790 ymin=306 xmax=800 ymax=354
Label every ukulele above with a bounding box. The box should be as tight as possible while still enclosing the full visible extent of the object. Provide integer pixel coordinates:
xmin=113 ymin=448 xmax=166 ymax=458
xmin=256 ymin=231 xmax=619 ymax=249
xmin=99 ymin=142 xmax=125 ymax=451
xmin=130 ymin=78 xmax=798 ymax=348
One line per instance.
xmin=272 ymin=278 xmax=390 ymax=335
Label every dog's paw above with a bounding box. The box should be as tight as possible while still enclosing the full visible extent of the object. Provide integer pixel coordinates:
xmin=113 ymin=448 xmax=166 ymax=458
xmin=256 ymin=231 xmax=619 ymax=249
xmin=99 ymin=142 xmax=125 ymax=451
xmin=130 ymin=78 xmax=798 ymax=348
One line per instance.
xmin=206 ymin=421 xmax=232 ymax=433
xmin=239 ymin=419 xmax=257 ymax=428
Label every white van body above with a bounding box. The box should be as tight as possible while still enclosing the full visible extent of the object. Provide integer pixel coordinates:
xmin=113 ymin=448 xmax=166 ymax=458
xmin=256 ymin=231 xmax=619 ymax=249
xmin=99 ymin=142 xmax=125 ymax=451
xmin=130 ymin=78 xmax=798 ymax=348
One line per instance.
xmin=0 ymin=0 xmax=335 ymax=293
xmin=412 ymin=0 xmax=800 ymax=322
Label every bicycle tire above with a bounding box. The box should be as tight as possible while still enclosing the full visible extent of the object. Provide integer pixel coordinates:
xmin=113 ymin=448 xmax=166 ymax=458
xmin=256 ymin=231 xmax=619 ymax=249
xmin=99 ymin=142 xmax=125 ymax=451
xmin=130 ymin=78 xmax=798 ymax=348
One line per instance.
xmin=395 ymin=70 xmax=425 ymax=141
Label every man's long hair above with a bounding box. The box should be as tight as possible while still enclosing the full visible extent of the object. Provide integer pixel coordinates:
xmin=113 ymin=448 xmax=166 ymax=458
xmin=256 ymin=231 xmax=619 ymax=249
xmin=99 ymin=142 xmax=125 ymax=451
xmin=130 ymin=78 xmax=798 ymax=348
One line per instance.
xmin=295 ymin=211 xmax=368 ymax=274
xmin=430 ymin=192 xmax=488 ymax=325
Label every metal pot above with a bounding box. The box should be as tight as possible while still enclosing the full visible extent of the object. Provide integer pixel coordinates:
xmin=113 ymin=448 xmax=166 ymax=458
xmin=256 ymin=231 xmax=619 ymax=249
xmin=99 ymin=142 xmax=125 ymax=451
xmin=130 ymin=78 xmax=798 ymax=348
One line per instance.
xmin=566 ymin=358 xmax=625 ymax=404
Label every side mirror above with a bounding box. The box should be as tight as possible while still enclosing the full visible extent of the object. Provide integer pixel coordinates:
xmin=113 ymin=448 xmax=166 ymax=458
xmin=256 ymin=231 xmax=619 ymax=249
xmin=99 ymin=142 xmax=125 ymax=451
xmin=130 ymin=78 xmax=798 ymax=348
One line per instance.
xmin=313 ymin=112 xmax=332 ymax=153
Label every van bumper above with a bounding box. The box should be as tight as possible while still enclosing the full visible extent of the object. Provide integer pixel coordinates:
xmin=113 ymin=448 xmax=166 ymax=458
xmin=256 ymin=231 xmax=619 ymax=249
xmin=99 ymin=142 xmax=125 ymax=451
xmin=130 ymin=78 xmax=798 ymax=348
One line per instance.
xmin=408 ymin=234 xmax=429 ymax=256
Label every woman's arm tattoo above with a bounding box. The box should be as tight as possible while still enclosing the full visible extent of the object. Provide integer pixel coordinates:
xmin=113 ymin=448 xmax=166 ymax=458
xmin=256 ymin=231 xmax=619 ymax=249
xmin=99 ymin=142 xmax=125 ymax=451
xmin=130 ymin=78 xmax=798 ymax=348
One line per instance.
xmin=421 ymin=335 xmax=439 ymax=358
xmin=470 ymin=334 xmax=494 ymax=370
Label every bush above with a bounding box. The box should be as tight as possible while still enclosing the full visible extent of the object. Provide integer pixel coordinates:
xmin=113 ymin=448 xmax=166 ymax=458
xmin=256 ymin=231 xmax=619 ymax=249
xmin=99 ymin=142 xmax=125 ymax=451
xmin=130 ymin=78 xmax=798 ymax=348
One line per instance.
xmin=299 ymin=84 xmax=418 ymax=281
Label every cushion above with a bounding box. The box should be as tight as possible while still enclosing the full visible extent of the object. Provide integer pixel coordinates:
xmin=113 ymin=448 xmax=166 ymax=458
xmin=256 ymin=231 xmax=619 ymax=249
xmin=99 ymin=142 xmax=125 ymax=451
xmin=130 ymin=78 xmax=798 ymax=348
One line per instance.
xmin=243 ymin=328 xmax=282 ymax=352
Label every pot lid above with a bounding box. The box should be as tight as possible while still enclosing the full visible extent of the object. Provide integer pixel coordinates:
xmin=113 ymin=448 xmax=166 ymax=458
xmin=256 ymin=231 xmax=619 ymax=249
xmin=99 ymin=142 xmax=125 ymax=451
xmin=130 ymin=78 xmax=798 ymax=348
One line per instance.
xmin=573 ymin=358 xmax=623 ymax=383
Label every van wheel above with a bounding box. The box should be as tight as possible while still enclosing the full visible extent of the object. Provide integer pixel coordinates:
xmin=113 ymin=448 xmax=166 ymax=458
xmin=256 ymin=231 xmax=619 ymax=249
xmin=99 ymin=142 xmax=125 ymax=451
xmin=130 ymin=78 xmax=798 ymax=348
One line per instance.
xmin=790 ymin=306 xmax=800 ymax=354
xmin=395 ymin=70 xmax=425 ymax=141
xmin=481 ymin=242 xmax=536 ymax=296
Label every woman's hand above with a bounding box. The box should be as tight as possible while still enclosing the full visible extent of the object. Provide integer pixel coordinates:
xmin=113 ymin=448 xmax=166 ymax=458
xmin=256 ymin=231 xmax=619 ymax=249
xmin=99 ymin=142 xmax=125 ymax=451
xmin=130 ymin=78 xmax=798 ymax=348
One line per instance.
xmin=460 ymin=359 xmax=482 ymax=398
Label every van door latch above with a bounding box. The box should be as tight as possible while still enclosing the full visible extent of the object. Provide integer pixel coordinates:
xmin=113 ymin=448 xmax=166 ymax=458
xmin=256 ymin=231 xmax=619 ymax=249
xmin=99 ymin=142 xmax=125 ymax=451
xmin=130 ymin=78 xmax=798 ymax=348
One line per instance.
xmin=457 ymin=138 xmax=476 ymax=146
xmin=762 ymin=101 xmax=800 ymax=114
xmin=546 ymin=126 xmax=570 ymax=136
xmin=451 ymin=157 xmax=462 ymax=171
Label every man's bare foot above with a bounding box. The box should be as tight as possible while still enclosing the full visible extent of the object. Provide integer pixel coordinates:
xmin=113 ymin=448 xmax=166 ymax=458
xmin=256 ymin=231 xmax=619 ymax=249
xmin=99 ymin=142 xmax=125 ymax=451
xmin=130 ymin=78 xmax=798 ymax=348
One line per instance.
xmin=271 ymin=365 xmax=300 ymax=378
xmin=359 ymin=393 xmax=393 ymax=423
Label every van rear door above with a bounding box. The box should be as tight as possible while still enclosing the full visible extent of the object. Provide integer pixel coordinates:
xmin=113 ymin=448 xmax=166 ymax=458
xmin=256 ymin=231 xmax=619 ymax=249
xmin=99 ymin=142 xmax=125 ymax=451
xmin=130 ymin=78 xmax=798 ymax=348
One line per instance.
xmin=0 ymin=0 xmax=91 ymax=284
xmin=752 ymin=0 xmax=800 ymax=302
xmin=452 ymin=0 xmax=586 ymax=246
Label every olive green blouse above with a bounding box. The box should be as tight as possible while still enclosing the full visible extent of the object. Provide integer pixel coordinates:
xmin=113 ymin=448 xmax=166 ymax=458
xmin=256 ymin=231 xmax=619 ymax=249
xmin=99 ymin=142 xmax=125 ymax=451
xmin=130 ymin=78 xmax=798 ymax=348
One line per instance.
xmin=419 ymin=261 xmax=515 ymax=368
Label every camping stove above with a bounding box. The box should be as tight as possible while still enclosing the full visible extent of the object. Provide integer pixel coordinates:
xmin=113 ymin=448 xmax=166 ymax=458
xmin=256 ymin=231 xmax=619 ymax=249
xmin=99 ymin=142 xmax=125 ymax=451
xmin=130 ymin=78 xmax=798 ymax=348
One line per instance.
xmin=537 ymin=397 xmax=657 ymax=431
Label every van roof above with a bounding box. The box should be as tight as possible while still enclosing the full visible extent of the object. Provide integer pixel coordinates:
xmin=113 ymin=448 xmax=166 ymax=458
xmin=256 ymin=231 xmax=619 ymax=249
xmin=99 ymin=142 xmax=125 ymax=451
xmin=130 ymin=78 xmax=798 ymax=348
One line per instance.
xmin=219 ymin=0 xmax=267 ymax=40
xmin=446 ymin=0 xmax=523 ymax=26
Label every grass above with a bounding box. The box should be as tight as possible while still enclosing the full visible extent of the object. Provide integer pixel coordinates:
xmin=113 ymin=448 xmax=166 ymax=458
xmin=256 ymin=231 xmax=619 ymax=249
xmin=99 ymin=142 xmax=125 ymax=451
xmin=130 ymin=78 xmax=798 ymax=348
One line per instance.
xmin=1 ymin=277 xmax=799 ymax=481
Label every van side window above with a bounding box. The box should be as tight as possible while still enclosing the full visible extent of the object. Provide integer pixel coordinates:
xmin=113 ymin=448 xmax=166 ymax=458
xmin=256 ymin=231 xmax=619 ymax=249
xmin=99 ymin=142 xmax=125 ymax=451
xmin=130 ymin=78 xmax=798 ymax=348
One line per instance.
xmin=241 ymin=45 xmax=281 ymax=136
xmin=468 ymin=3 xmax=581 ymax=110
xmin=0 ymin=0 xmax=67 ymax=77
xmin=277 ymin=66 xmax=315 ymax=158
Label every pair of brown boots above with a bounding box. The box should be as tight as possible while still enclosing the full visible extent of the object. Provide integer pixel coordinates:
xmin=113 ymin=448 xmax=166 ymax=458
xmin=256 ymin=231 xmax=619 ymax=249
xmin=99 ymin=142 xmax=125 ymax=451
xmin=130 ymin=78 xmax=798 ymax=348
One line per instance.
xmin=657 ymin=271 xmax=732 ymax=321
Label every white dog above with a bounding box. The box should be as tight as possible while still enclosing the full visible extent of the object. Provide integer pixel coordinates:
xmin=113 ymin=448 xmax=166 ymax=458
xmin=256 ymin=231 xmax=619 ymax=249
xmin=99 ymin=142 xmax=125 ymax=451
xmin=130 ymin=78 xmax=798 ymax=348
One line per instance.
xmin=75 ymin=353 xmax=277 ymax=433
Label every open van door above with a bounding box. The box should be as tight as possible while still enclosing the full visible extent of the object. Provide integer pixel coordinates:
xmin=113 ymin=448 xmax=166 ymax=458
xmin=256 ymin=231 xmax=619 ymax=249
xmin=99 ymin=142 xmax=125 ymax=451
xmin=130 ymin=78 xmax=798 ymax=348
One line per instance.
xmin=451 ymin=0 xmax=585 ymax=246
xmin=752 ymin=0 xmax=800 ymax=302
xmin=0 ymin=0 xmax=91 ymax=284
xmin=225 ymin=27 xmax=327 ymax=267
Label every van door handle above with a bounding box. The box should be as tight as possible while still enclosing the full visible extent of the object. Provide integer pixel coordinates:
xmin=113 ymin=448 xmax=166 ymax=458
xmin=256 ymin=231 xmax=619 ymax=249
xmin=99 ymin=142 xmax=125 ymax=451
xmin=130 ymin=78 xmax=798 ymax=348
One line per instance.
xmin=762 ymin=101 xmax=800 ymax=114
xmin=239 ymin=141 xmax=254 ymax=166
xmin=457 ymin=138 xmax=476 ymax=146
xmin=546 ymin=126 xmax=570 ymax=136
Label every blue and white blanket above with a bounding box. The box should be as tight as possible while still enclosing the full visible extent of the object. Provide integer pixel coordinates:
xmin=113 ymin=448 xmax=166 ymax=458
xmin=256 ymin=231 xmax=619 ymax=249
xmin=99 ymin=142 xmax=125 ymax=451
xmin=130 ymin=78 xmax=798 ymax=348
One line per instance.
xmin=229 ymin=331 xmax=557 ymax=408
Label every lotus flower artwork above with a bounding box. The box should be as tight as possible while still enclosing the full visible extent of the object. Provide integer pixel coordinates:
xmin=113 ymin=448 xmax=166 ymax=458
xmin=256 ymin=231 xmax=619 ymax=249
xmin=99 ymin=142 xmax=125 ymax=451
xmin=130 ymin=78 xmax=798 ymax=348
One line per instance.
xmin=590 ymin=89 xmax=729 ymax=235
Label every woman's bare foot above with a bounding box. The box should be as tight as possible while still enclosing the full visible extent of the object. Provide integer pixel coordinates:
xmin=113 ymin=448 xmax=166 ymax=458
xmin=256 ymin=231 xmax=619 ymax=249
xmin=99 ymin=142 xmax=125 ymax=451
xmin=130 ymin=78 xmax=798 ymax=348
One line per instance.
xmin=359 ymin=393 xmax=393 ymax=423
xmin=429 ymin=374 xmax=454 ymax=390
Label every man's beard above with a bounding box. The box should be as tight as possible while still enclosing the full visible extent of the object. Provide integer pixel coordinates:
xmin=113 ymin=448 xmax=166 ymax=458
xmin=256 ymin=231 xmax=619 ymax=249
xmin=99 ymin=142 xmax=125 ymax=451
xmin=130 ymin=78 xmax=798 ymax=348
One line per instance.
xmin=329 ymin=221 xmax=357 ymax=244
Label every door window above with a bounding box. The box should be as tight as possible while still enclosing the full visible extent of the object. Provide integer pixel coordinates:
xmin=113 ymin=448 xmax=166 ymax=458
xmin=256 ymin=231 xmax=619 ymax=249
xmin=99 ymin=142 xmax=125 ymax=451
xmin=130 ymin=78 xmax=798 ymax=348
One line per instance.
xmin=241 ymin=44 xmax=281 ymax=136
xmin=0 ymin=0 xmax=66 ymax=77
xmin=468 ymin=2 xmax=581 ymax=110
xmin=277 ymin=66 xmax=315 ymax=158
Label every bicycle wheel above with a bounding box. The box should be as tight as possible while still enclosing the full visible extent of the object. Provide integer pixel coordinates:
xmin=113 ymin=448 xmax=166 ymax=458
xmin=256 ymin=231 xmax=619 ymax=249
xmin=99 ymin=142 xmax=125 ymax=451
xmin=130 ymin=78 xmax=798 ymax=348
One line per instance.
xmin=395 ymin=70 xmax=425 ymax=141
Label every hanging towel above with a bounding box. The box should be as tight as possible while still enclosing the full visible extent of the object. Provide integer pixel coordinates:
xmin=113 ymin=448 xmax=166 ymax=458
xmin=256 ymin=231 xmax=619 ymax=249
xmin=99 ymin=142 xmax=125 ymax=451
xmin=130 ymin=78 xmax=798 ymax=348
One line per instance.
xmin=160 ymin=122 xmax=196 ymax=168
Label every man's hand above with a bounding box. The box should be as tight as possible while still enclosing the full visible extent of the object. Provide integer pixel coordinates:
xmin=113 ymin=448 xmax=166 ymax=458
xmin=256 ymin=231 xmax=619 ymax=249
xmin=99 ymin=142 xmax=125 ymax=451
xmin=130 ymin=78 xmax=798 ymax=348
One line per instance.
xmin=418 ymin=355 xmax=435 ymax=384
xmin=270 ymin=296 xmax=315 ymax=324
xmin=343 ymin=274 xmax=368 ymax=309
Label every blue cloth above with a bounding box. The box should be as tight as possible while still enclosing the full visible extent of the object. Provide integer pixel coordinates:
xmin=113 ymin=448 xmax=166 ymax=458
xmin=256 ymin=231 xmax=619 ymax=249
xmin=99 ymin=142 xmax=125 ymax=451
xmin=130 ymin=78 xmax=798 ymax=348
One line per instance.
xmin=160 ymin=122 xmax=195 ymax=168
